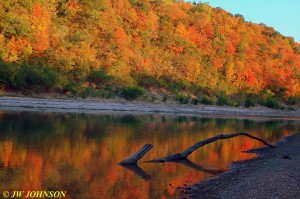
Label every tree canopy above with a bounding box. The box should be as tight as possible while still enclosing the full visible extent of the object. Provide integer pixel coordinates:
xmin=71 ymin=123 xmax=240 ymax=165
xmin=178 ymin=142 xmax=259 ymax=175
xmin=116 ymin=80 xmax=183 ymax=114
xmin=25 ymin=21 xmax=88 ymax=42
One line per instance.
xmin=0 ymin=0 xmax=299 ymax=101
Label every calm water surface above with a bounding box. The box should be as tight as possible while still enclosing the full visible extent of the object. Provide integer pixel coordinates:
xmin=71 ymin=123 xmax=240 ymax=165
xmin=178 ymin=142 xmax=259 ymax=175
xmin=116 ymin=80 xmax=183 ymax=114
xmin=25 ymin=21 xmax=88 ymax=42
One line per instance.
xmin=0 ymin=111 xmax=299 ymax=199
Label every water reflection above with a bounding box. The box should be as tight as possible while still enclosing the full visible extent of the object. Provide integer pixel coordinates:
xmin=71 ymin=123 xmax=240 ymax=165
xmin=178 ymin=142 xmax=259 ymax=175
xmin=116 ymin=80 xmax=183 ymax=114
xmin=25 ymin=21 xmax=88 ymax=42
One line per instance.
xmin=170 ymin=159 xmax=226 ymax=175
xmin=0 ymin=111 xmax=299 ymax=199
xmin=121 ymin=164 xmax=151 ymax=181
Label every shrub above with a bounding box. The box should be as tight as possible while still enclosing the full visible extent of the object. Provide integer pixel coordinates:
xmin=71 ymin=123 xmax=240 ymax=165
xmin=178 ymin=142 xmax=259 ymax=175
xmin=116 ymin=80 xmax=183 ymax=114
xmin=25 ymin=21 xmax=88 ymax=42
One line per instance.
xmin=13 ymin=64 xmax=60 ymax=90
xmin=262 ymin=98 xmax=281 ymax=109
xmin=80 ymin=88 xmax=92 ymax=99
xmin=217 ymin=95 xmax=239 ymax=107
xmin=151 ymin=96 xmax=156 ymax=102
xmin=39 ymin=67 xmax=60 ymax=89
xmin=229 ymin=100 xmax=239 ymax=107
xmin=120 ymin=86 xmax=145 ymax=100
xmin=176 ymin=95 xmax=189 ymax=104
xmin=80 ymin=87 xmax=116 ymax=99
xmin=63 ymin=81 xmax=82 ymax=96
xmin=80 ymin=87 xmax=100 ymax=98
xmin=100 ymin=87 xmax=116 ymax=99
xmin=88 ymin=69 xmax=113 ymax=86
xmin=245 ymin=97 xmax=256 ymax=108
xmin=0 ymin=60 xmax=62 ymax=91
xmin=162 ymin=95 xmax=168 ymax=102
xmin=0 ymin=60 xmax=17 ymax=87
xmin=217 ymin=95 xmax=230 ymax=106
xmin=201 ymin=95 xmax=215 ymax=105
xmin=191 ymin=98 xmax=199 ymax=105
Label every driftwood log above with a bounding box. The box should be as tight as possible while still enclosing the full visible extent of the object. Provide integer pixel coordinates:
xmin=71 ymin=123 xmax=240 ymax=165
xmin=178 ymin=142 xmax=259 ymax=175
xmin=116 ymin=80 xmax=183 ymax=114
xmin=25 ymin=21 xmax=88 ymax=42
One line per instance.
xmin=148 ymin=132 xmax=275 ymax=162
xmin=119 ymin=144 xmax=153 ymax=165
xmin=119 ymin=132 xmax=274 ymax=165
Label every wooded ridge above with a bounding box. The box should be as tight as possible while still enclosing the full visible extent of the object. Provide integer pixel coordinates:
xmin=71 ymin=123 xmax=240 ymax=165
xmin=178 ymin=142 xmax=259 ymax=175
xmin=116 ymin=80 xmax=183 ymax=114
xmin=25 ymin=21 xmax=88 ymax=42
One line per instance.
xmin=0 ymin=0 xmax=299 ymax=106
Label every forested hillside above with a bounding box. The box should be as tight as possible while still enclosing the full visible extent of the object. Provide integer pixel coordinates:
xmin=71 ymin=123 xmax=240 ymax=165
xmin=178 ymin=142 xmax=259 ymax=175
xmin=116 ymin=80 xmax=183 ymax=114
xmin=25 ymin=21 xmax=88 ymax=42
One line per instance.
xmin=0 ymin=0 xmax=300 ymax=106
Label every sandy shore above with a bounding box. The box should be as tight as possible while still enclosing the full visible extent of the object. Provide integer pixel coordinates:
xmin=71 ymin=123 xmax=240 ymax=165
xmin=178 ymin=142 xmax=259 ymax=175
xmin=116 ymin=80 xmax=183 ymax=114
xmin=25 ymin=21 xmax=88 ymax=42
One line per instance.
xmin=0 ymin=96 xmax=300 ymax=119
xmin=186 ymin=133 xmax=300 ymax=199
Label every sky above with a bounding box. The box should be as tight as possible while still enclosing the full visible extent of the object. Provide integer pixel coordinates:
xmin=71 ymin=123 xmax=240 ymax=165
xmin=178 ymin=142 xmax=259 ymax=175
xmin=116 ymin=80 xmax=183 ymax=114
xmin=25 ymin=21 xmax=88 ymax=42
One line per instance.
xmin=187 ymin=0 xmax=300 ymax=43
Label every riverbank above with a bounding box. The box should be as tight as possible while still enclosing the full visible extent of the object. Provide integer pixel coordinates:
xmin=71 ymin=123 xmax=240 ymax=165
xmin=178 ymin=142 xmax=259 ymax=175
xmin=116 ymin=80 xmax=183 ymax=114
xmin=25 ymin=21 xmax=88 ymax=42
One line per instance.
xmin=0 ymin=96 xmax=300 ymax=119
xmin=186 ymin=133 xmax=300 ymax=199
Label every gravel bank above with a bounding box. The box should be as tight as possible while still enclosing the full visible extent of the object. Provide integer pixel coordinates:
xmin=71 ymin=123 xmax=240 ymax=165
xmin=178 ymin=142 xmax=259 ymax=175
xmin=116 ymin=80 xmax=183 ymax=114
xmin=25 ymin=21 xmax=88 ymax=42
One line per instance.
xmin=0 ymin=96 xmax=300 ymax=119
xmin=187 ymin=133 xmax=300 ymax=199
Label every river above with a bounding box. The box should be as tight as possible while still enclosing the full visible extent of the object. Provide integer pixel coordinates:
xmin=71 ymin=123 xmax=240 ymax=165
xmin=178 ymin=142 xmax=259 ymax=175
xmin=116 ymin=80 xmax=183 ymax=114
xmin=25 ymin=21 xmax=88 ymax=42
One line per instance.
xmin=0 ymin=111 xmax=299 ymax=198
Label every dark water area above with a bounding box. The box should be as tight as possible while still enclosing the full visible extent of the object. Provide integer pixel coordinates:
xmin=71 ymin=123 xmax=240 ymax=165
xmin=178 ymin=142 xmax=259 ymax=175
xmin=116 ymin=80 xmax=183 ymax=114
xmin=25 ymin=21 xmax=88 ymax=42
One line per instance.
xmin=0 ymin=111 xmax=299 ymax=199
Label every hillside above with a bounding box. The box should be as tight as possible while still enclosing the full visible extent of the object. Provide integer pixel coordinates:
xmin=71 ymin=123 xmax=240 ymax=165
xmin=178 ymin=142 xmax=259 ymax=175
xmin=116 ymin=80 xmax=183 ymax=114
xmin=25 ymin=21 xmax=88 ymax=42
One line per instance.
xmin=0 ymin=0 xmax=300 ymax=107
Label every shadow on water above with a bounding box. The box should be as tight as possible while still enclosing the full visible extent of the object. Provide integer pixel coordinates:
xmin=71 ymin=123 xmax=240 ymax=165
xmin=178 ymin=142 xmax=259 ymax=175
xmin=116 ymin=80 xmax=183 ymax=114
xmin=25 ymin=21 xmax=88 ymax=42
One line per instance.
xmin=120 ymin=164 xmax=151 ymax=181
xmin=121 ymin=158 xmax=226 ymax=181
xmin=170 ymin=159 xmax=227 ymax=175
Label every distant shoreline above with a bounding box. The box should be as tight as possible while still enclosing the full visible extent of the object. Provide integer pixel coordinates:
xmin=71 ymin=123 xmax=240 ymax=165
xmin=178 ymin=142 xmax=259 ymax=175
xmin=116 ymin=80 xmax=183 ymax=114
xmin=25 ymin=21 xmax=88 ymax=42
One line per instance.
xmin=0 ymin=96 xmax=300 ymax=119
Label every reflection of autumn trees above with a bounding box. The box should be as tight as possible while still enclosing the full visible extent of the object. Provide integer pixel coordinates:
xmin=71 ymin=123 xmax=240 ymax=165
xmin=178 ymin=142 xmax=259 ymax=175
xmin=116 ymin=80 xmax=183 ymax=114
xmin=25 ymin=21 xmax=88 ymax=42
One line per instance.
xmin=0 ymin=112 xmax=300 ymax=198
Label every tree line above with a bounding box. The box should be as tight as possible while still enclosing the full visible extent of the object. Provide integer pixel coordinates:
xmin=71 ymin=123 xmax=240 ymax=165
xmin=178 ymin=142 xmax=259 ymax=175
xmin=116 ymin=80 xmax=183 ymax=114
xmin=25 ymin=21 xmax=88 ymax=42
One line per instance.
xmin=0 ymin=0 xmax=299 ymax=106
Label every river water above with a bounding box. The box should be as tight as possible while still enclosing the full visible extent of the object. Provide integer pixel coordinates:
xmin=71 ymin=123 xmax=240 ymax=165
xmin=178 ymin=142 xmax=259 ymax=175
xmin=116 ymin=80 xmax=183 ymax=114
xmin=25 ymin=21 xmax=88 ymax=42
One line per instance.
xmin=0 ymin=111 xmax=299 ymax=198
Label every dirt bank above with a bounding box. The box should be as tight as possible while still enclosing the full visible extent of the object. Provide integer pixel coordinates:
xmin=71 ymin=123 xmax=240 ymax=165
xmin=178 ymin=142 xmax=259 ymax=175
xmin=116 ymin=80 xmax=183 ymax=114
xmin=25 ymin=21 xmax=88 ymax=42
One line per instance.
xmin=187 ymin=133 xmax=300 ymax=199
xmin=0 ymin=96 xmax=300 ymax=119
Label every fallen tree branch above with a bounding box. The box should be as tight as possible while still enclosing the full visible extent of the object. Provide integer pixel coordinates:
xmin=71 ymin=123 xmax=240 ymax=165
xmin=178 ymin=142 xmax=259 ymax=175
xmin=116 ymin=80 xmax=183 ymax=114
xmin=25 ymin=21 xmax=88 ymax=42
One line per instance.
xmin=148 ymin=132 xmax=275 ymax=162
xmin=119 ymin=144 xmax=153 ymax=165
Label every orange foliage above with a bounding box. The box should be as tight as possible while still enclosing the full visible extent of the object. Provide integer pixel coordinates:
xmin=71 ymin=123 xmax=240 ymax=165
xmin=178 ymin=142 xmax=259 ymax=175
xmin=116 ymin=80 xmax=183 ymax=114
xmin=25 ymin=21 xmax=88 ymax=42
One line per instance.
xmin=187 ymin=26 xmax=208 ymax=48
xmin=66 ymin=0 xmax=81 ymax=12
xmin=245 ymin=70 xmax=257 ymax=85
xmin=225 ymin=41 xmax=235 ymax=55
xmin=1 ymin=0 xmax=300 ymax=97
xmin=113 ymin=27 xmax=134 ymax=61
xmin=168 ymin=3 xmax=189 ymax=22
xmin=212 ymin=56 xmax=225 ymax=70
xmin=114 ymin=28 xmax=128 ymax=45
xmin=203 ymin=23 xmax=214 ymax=39
xmin=177 ymin=23 xmax=189 ymax=39
xmin=169 ymin=46 xmax=184 ymax=53
xmin=31 ymin=4 xmax=51 ymax=54
xmin=6 ymin=36 xmax=31 ymax=62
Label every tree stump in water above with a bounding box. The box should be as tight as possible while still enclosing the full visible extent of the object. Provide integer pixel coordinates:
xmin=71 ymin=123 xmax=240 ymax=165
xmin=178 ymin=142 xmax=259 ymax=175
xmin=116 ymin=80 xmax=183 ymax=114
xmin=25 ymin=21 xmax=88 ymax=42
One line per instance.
xmin=119 ymin=144 xmax=153 ymax=165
